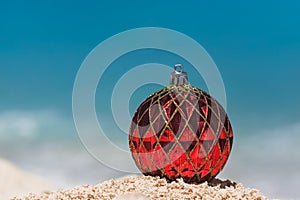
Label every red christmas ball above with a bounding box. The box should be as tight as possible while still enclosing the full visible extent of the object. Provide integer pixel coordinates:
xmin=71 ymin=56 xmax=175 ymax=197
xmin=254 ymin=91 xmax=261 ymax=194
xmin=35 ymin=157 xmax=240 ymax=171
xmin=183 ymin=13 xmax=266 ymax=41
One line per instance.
xmin=129 ymin=64 xmax=233 ymax=183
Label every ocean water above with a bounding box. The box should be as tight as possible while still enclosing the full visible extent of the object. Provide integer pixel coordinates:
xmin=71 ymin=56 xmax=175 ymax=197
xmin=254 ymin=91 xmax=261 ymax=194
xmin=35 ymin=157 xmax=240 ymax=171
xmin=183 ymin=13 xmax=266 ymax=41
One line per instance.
xmin=0 ymin=110 xmax=299 ymax=199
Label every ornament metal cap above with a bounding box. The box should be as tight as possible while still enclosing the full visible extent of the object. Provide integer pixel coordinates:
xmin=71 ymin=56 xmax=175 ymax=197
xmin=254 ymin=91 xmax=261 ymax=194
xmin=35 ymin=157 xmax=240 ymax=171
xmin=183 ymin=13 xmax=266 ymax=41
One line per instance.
xmin=170 ymin=64 xmax=188 ymax=86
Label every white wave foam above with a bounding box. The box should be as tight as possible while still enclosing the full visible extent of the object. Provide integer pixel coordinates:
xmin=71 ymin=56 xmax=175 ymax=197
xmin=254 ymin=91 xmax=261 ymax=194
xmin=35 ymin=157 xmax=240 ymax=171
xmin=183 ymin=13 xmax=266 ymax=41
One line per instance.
xmin=0 ymin=110 xmax=69 ymax=139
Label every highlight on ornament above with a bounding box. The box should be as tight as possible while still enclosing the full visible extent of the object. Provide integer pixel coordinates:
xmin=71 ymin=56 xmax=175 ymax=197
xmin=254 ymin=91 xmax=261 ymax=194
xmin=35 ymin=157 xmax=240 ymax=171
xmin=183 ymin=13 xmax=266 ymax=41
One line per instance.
xmin=129 ymin=64 xmax=233 ymax=183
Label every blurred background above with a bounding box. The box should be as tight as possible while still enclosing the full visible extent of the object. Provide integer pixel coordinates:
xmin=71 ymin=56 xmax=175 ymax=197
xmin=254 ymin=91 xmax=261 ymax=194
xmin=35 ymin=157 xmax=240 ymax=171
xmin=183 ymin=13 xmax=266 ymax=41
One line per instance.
xmin=1 ymin=1 xmax=300 ymax=199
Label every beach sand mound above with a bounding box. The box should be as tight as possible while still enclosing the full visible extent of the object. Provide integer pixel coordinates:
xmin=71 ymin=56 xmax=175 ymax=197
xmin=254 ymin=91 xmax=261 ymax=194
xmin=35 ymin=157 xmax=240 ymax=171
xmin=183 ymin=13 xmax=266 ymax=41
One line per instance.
xmin=13 ymin=175 xmax=268 ymax=200
xmin=0 ymin=159 xmax=55 ymax=199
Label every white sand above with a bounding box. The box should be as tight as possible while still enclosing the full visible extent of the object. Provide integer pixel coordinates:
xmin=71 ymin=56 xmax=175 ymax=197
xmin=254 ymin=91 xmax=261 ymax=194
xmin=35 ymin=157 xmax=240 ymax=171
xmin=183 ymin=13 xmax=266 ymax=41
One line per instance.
xmin=13 ymin=176 xmax=268 ymax=200
xmin=1 ymin=158 xmax=267 ymax=199
xmin=0 ymin=159 xmax=55 ymax=199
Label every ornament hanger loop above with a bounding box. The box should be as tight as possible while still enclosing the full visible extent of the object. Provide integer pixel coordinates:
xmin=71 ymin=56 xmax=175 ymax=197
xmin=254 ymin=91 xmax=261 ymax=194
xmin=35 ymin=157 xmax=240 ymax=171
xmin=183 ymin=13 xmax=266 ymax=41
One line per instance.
xmin=174 ymin=64 xmax=183 ymax=74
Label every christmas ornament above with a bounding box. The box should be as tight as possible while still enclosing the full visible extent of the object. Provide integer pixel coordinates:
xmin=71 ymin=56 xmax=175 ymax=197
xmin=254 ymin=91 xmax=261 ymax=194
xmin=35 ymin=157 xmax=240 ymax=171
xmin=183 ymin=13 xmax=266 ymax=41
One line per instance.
xmin=129 ymin=64 xmax=233 ymax=183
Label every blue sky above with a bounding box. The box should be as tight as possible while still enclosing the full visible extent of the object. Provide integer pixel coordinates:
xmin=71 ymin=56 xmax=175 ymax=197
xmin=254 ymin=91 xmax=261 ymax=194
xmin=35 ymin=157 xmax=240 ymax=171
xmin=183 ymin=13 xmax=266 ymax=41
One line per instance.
xmin=1 ymin=0 xmax=300 ymax=135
